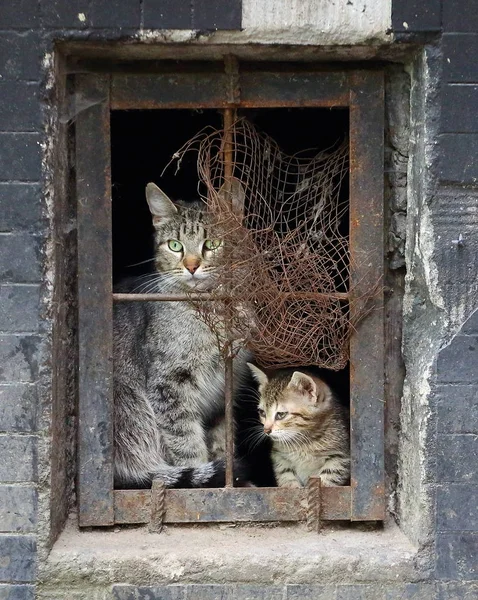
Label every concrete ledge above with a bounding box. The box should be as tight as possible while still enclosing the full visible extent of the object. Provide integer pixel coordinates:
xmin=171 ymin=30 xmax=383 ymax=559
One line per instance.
xmin=39 ymin=517 xmax=420 ymax=596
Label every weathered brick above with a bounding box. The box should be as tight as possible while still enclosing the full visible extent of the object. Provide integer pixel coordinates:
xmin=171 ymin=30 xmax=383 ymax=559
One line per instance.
xmin=0 ymin=234 xmax=42 ymax=283
xmin=0 ymin=84 xmax=41 ymax=133
xmin=89 ymin=0 xmax=141 ymax=28
xmin=0 ymin=286 xmax=40 ymax=333
xmin=0 ymin=585 xmax=35 ymax=600
xmin=336 ymin=585 xmax=381 ymax=600
xmin=437 ymin=484 xmax=478 ymax=531
xmin=0 ymin=536 xmax=36 ymax=583
xmin=232 ymin=586 xmax=284 ymax=600
xmin=0 ymin=134 xmax=42 ymax=182
xmin=392 ymin=0 xmax=441 ymax=32
xmin=443 ymin=34 xmax=478 ymax=83
xmin=0 ymin=336 xmax=43 ymax=383
xmin=441 ymin=85 xmax=478 ymax=133
xmin=0 ymin=185 xmax=44 ymax=233
xmin=437 ymin=434 xmax=478 ymax=482
xmin=287 ymin=586 xmax=335 ymax=599
xmin=443 ymin=0 xmax=478 ymax=32
xmin=462 ymin=309 xmax=478 ymax=335
xmin=437 ymin=532 xmax=478 ymax=580
xmin=385 ymin=583 xmax=436 ymax=599
xmin=0 ymin=0 xmax=39 ymax=29
xmin=437 ymin=582 xmax=478 ymax=599
xmin=0 ymin=486 xmax=37 ymax=533
xmin=0 ymin=384 xmax=37 ymax=433
xmin=39 ymin=0 xmax=90 ymax=28
xmin=438 ymin=134 xmax=478 ymax=184
xmin=113 ymin=586 xmax=185 ymax=600
xmin=185 ymin=586 xmax=228 ymax=600
xmin=437 ymin=384 xmax=478 ymax=433
xmin=0 ymin=436 xmax=37 ymax=483
xmin=0 ymin=33 xmax=42 ymax=81
xmin=437 ymin=335 xmax=478 ymax=383
xmin=142 ymin=0 xmax=192 ymax=29
xmin=193 ymin=0 xmax=242 ymax=30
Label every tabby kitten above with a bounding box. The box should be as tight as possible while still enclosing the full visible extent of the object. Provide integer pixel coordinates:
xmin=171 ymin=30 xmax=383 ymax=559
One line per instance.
xmin=114 ymin=183 xmax=248 ymax=488
xmin=247 ymin=364 xmax=350 ymax=487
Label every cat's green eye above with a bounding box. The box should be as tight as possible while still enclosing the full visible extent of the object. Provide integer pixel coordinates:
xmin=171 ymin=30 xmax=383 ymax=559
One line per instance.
xmin=168 ymin=239 xmax=183 ymax=253
xmin=275 ymin=412 xmax=288 ymax=420
xmin=258 ymin=409 xmax=266 ymax=418
xmin=204 ymin=239 xmax=222 ymax=251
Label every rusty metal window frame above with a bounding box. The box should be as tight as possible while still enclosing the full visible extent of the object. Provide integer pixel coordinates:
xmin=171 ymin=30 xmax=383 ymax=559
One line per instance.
xmin=76 ymin=62 xmax=384 ymax=528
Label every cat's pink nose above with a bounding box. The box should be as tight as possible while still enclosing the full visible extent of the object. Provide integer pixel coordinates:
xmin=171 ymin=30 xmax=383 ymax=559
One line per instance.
xmin=264 ymin=426 xmax=272 ymax=434
xmin=184 ymin=257 xmax=201 ymax=274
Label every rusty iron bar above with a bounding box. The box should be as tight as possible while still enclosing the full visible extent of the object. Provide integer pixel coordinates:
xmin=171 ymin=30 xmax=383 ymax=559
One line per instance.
xmin=306 ymin=476 xmax=322 ymax=533
xmin=149 ymin=479 xmax=166 ymax=533
xmin=349 ymin=71 xmax=385 ymax=521
xmin=115 ymin=486 xmax=352 ymax=524
xmin=76 ymin=74 xmax=115 ymax=527
xmin=222 ymin=56 xmax=240 ymax=488
xmin=224 ymin=354 xmax=234 ymax=487
xmin=113 ymin=292 xmax=350 ymax=303
xmin=113 ymin=293 xmax=216 ymax=302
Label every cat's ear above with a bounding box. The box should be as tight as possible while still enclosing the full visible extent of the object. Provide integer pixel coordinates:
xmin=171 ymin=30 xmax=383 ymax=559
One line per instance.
xmin=287 ymin=372 xmax=318 ymax=403
xmin=247 ymin=363 xmax=269 ymax=390
xmin=217 ymin=178 xmax=245 ymax=218
xmin=146 ymin=183 xmax=178 ymax=224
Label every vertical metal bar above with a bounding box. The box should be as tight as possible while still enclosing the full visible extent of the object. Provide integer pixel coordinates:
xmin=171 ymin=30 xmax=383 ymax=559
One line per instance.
xmin=349 ymin=71 xmax=385 ymax=521
xmin=223 ymin=106 xmax=235 ymax=488
xmin=222 ymin=56 xmax=239 ymax=488
xmin=224 ymin=353 xmax=234 ymax=487
xmin=76 ymin=74 xmax=114 ymax=526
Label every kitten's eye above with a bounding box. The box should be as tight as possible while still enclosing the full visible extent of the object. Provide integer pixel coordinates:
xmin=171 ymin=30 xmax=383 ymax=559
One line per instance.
xmin=258 ymin=409 xmax=266 ymax=418
xmin=275 ymin=412 xmax=288 ymax=420
xmin=204 ymin=239 xmax=222 ymax=251
xmin=168 ymin=240 xmax=183 ymax=252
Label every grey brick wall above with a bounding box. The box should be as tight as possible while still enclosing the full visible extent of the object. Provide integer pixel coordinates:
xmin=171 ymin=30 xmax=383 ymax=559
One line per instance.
xmin=0 ymin=6 xmax=44 ymax=598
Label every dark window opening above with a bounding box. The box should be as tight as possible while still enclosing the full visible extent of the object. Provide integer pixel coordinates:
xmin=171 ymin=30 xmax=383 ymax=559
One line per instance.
xmin=111 ymin=107 xmax=350 ymax=488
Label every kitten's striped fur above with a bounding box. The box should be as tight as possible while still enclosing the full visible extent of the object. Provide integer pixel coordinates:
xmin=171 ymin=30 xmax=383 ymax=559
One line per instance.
xmin=114 ymin=183 xmax=249 ymax=488
xmin=248 ymin=365 xmax=350 ymax=487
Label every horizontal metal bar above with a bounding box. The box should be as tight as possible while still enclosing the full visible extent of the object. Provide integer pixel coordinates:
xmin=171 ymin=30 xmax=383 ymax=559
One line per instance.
xmin=114 ymin=486 xmax=351 ymax=524
xmin=111 ymin=71 xmax=351 ymax=110
xmin=113 ymin=292 xmax=350 ymax=303
xmin=113 ymin=293 xmax=216 ymax=302
xmin=240 ymin=71 xmax=350 ymax=107
xmin=111 ymin=72 xmax=230 ymax=109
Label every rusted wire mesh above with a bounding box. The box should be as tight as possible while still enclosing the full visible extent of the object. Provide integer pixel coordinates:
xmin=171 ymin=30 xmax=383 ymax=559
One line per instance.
xmin=166 ymin=118 xmax=375 ymax=370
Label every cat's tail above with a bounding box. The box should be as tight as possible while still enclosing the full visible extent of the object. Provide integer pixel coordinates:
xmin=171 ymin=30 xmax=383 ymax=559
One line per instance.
xmin=152 ymin=458 xmax=251 ymax=488
xmin=116 ymin=458 xmax=251 ymax=489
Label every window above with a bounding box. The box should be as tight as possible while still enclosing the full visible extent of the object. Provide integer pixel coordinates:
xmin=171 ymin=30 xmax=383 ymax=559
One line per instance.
xmin=75 ymin=61 xmax=384 ymax=529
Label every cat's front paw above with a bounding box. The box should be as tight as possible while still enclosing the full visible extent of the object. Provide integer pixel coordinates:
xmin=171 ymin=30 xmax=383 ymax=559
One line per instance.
xmin=278 ymin=479 xmax=301 ymax=489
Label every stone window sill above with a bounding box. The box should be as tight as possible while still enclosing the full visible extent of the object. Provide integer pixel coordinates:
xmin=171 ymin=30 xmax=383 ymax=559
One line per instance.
xmin=40 ymin=516 xmax=419 ymax=596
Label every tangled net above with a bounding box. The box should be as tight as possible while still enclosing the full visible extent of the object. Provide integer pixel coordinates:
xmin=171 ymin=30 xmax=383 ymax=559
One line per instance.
xmin=167 ymin=118 xmax=374 ymax=370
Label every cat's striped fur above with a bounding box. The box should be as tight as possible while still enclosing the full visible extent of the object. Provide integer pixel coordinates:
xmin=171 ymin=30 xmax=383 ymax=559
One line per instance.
xmin=248 ymin=365 xmax=350 ymax=487
xmin=114 ymin=183 xmax=249 ymax=488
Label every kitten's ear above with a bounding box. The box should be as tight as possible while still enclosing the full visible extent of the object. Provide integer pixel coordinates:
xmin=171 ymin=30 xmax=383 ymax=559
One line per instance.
xmin=217 ymin=178 xmax=245 ymax=218
xmin=287 ymin=372 xmax=318 ymax=403
xmin=247 ymin=363 xmax=269 ymax=389
xmin=146 ymin=183 xmax=178 ymax=223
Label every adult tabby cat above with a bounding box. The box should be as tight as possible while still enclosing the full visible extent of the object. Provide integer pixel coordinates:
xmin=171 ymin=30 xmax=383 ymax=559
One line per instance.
xmin=248 ymin=365 xmax=350 ymax=487
xmin=114 ymin=182 xmax=248 ymax=488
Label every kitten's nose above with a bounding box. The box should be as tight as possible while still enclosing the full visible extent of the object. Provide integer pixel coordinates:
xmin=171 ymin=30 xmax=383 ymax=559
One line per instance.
xmin=184 ymin=257 xmax=201 ymax=274
xmin=264 ymin=426 xmax=272 ymax=435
